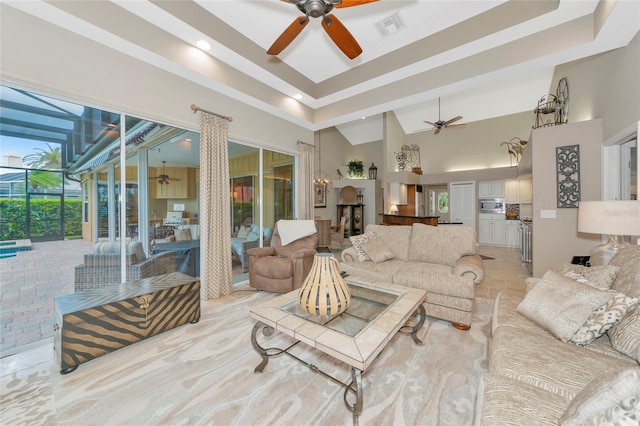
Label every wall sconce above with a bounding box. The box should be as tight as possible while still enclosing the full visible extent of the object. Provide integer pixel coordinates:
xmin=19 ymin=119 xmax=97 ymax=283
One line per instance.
xmin=368 ymin=162 xmax=378 ymax=180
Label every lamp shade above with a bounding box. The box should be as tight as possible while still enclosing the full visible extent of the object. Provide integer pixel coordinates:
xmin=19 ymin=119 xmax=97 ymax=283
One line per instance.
xmin=299 ymin=253 xmax=351 ymax=317
xmin=578 ymin=201 xmax=640 ymax=236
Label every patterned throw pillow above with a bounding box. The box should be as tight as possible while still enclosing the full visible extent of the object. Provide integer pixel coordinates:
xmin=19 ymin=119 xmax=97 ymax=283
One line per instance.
xmin=516 ymin=270 xmax=615 ymax=342
xmin=608 ymin=309 xmax=640 ymax=361
xmin=349 ymin=231 xmax=377 ymax=262
xmin=560 ymin=367 xmax=640 ymax=425
xmin=552 ymin=264 xmax=620 ymax=289
xmin=570 ymin=291 xmax=639 ymax=346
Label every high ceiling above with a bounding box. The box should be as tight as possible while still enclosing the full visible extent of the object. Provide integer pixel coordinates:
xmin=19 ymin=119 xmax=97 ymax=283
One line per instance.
xmin=6 ymin=0 xmax=639 ymax=144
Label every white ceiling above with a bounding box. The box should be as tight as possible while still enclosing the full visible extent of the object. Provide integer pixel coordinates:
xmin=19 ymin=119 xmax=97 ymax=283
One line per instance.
xmin=6 ymin=0 xmax=640 ymax=145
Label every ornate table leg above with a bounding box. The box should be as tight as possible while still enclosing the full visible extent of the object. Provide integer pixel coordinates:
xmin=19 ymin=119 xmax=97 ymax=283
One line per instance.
xmin=251 ymin=321 xmax=274 ymax=373
xmin=410 ymin=304 xmax=426 ymax=345
xmin=344 ymin=367 xmax=363 ymax=426
xmin=399 ymin=303 xmax=427 ymax=345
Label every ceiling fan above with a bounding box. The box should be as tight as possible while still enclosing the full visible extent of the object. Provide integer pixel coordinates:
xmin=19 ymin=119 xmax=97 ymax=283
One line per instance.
xmin=424 ymin=98 xmax=465 ymax=135
xmin=267 ymin=0 xmax=378 ymax=60
xmin=149 ymin=161 xmax=181 ymax=185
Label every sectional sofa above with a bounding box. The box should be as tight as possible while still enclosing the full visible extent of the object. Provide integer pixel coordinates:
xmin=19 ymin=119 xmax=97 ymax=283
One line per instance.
xmin=477 ymin=245 xmax=640 ymax=425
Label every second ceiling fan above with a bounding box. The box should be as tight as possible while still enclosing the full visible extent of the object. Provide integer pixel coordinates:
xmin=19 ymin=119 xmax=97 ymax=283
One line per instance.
xmin=268 ymin=0 xmax=378 ymax=60
xmin=424 ymin=98 xmax=465 ymax=135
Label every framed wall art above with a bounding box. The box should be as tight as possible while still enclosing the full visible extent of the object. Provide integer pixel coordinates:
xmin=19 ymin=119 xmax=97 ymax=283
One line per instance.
xmin=556 ymin=144 xmax=580 ymax=208
xmin=314 ymin=183 xmax=327 ymax=208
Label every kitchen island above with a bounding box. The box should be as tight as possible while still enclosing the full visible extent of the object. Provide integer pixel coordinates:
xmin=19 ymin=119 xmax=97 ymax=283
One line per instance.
xmin=381 ymin=214 xmax=439 ymax=226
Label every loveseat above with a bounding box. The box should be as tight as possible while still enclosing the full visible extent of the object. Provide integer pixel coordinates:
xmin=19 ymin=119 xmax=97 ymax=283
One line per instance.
xmin=477 ymin=245 xmax=640 ymax=425
xmin=340 ymin=223 xmax=485 ymax=329
xmin=74 ymin=241 xmax=175 ymax=292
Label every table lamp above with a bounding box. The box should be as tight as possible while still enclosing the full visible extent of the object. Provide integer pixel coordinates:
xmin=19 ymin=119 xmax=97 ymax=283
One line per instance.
xmin=299 ymin=253 xmax=351 ymax=317
xmin=390 ymin=204 xmax=399 ymax=215
xmin=577 ymin=200 xmax=640 ymax=265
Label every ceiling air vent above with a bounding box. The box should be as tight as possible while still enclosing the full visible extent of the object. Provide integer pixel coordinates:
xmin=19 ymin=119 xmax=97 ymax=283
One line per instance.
xmin=375 ymin=12 xmax=406 ymax=37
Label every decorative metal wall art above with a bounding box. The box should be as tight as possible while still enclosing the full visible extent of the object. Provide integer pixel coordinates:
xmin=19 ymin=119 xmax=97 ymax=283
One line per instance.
xmin=395 ymin=144 xmax=421 ymax=172
xmin=556 ymin=144 xmax=580 ymax=208
xmin=533 ymin=77 xmax=569 ymax=129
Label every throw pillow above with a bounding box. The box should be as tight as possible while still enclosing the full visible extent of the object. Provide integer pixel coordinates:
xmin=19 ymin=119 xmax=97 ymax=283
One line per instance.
xmin=349 ymin=232 xmax=377 ymax=262
xmin=360 ymin=238 xmax=396 ymax=264
xmin=559 ymin=367 xmax=640 ymax=425
xmin=237 ymin=225 xmax=250 ymax=239
xmin=516 ymin=270 xmax=615 ymax=342
xmin=246 ymin=231 xmax=260 ymax=242
xmin=570 ymin=292 xmax=639 ymax=346
xmin=552 ymin=263 xmax=621 ymax=289
xmin=608 ymin=309 xmax=640 ymax=361
xmin=174 ymin=228 xmax=192 ymax=241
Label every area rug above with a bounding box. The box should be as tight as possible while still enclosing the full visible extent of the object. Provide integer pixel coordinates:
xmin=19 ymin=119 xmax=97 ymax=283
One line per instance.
xmin=0 ymin=289 xmax=493 ymax=426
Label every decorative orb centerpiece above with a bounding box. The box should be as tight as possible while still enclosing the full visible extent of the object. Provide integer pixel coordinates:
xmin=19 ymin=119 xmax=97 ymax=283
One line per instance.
xmin=299 ymin=253 xmax=351 ymax=317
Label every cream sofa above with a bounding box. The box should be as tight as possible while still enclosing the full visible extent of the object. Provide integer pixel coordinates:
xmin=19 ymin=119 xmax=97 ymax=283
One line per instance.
xmin=340 ymin=223 xmax=485 ymax=329
xmin=478 ymin=245 xmax=640 ymax=425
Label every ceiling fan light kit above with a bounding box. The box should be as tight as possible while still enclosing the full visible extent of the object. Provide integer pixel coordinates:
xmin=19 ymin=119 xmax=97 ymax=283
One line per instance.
xmin=268 ymin=0 xmax=378 ymax=59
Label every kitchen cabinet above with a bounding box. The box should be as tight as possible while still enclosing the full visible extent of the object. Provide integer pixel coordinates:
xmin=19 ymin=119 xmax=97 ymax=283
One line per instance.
xmin=505 ymin=220 xmax=521 ymax=248
xmin=519 ymin=178 xmax=533 ymax=203
xmin=479 ymin=214 xmax=505 ymax=245
xmin=153 ymin=167 xmax=196 ymax=199
xmin=505 ymin=178 xmax=532 ymax=204
xmin=389 ymin=183 xmax=407 ymax=205
xmin=505 ymin=180 xmax=519 ymax=203
xmin=478 ymin=180 xmax=505 ymax=198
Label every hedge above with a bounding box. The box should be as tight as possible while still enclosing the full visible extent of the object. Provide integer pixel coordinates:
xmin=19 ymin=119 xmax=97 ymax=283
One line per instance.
xmin=0 ymin=198 xmax=82 ymax=241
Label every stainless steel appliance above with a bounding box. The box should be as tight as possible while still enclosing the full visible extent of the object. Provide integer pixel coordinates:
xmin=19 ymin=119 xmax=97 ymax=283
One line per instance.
xmin=520 ymin=220 xmax=532 ymax=272
xmin=479 ymin=198 xmax=505 ymax=214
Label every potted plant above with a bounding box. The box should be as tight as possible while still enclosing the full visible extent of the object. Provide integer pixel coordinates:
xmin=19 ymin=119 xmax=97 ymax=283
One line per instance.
xmin=347 ymin=159 xmax=364 ymax=178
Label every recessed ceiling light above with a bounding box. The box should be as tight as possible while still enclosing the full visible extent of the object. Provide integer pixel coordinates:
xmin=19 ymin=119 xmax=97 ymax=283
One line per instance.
xmin=293 ymin=94 xmax=303 ymax=100
xmin=196 ymin=40 xmax=211 ymax=51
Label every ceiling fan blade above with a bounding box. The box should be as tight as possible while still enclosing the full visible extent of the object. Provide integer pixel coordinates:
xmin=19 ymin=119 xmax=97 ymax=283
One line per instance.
xmin=447 ymin=123 xmax=466 ymax=128
xmin=267 ymin=16 xmax=309 ymax=56
xmin=443 ymin=116 xmax=463 ymax=126
xmin=423 ymin=120 xmax=437 ymax=127
xmin=434 ymin=127 xmax=442 ymax=135
xmin=335 ymin=0 xmax=378 ymax=8
xmin=322 ymin=14 xmax=362 ymax=59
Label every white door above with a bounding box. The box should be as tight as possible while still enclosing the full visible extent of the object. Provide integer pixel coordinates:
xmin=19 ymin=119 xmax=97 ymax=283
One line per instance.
xmin=449 ymin=181 xmax=475 ymax=228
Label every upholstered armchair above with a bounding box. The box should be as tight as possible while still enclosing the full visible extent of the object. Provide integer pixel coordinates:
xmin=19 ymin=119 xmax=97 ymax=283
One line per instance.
xmin=74 ymin=241 xmax=175 ymax=292
xmin=247 ymin=220 xmax=318 ymax=293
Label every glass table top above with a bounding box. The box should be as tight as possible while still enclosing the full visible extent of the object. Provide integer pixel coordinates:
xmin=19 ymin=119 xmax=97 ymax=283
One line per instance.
xmin=280 ymin=281 xmax=401 ymax=338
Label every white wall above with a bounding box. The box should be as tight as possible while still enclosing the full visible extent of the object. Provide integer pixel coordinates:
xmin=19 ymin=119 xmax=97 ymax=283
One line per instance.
xmin=531 ymin=119 xmax=603 ymax=276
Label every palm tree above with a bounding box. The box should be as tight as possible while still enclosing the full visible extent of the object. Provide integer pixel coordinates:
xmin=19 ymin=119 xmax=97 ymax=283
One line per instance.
xmin=22 ymin=143 xmax=62 ymax=191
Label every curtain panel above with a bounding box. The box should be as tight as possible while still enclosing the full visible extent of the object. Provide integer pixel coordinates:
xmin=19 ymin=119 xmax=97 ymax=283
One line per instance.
xmin=199 ymin=112 xmax=233 ymax=299
xmin=298 ymin=142 xmax=314 ymax=220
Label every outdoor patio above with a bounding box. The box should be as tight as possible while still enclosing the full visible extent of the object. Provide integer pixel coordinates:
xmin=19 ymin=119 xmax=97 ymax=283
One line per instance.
xmin=0 ymin=239 xmax=91 ymax=356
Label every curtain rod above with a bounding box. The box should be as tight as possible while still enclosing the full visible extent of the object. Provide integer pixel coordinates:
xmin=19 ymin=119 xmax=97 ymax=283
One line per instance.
xmin=190 ymin=104 xmax=233 ymax=122
xmin=296 ymin=140 xmax=315 ymax=148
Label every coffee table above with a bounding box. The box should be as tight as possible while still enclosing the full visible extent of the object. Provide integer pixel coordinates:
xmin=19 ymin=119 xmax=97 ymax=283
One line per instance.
xmin=249 ymin=278 xmax=427 ymax=424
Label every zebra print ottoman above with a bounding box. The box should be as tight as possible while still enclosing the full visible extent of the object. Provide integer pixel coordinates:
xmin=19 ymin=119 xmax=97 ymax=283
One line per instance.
xmin=54 ymin=272 xmax=200 ymax=374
